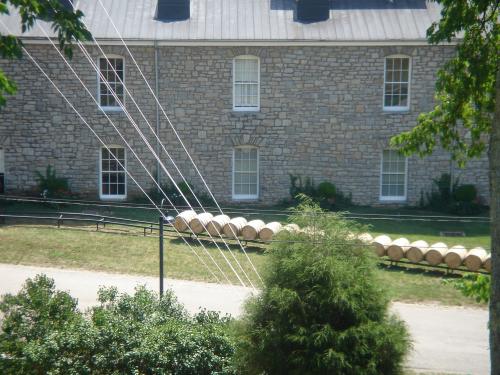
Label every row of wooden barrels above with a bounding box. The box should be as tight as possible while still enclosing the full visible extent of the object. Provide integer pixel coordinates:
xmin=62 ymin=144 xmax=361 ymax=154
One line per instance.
xmin=173 ymin=211 xmax=298 ymax=242
xmin=367 ymin=234 xmax=491 ymax=273
xmin=173 ymin=210 xmax=490 ymax=273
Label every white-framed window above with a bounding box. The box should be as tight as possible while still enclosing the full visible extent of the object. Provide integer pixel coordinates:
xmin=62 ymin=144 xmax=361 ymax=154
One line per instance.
xmin=100 ymin=146 xmax=126 ymax=199
xmin=232 ymin=146 xmax=259 ymax=200
xmin=98 ymin=56 xmax=124 ymax=111
xmin=233 ymin=55 xmax=260 ymax=111
xmin=0 ymin=149 xmax=4 ymax=194
xmin=380 ymin=150 xmax=408 ymax=201
xmin=383 ymin=55 xmax=411 ymax=111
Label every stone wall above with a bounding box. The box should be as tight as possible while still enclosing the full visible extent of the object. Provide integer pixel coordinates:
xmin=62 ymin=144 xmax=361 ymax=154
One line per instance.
xmin=0 ymin=43 xmax=490 ymax=206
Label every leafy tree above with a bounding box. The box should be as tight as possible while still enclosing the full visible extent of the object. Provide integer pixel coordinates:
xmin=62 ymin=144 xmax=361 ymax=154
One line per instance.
xmin=233 ymin=197 xmax=410 ymax=375
xmin=446 ymin=274 xmax=491 ymax=304
xmin=0 ymin=274 xmax=237 ymax=374
xmin=390 ymin=1 xmax=499 ymax=371
xmin=0 ymin=0 xmax=91 ymax=108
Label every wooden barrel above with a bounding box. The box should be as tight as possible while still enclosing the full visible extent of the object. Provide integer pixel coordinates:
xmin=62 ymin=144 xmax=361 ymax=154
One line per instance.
xmin=207 ymin=214 xmax=230 ymax=236
xmin=259 ymin=222 xmax=283 ymax=242
xmin=464 ymin=247 xmax=488 ymax=272
xmin=222 ymin=217 xmax=247 ymax=239
xmin=387 ymin=238 xmax=410 ymax=261
xmin=189 ymin=212 xmax=214 ymax=234
xmin=425 ymin=242 xmax=448 ymax=266
xmin=358 ymin=233 xmax=373 ymax=244
xmin=406 ymin=240 xmax=429 ymax=263
xmin=483 ymin=254 xmax=491 ymax=272
xmin=242 ymin=220 xmax=266 ymax=241
xmin=173 ymin=210 xmax=197 ymax=232
xmin=371 ymin=235 xmax=392 ymax=257
xmin=444 ymin=245 xmax=468 ymax=269
xmin=283 ymin=223 xmax=300 ymax=233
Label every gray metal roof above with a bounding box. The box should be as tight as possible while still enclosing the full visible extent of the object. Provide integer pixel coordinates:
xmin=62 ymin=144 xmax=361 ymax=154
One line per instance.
xmin=1 ymin=0 xmax=442 ymax=42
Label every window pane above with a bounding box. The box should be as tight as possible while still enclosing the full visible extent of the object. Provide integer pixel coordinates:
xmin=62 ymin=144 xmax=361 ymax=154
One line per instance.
xmin=234 ymin=57 xmax=259 ymax=109
xmin=381 ymin=150 xmax=407 ymax=198
xmin=101 ymin=147 xmax=125 ymax=196
xmin=99 ymin=57 xmax=124 ymax=108
xmin=233 ymin=147 xmax=258 ymax=198
xmin=384 ymin=57 xmax=410 ymax=108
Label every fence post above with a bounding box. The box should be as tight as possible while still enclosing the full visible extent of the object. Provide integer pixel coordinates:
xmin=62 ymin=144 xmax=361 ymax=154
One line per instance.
xmin=159 ymin=215 xmax=164 ymax=298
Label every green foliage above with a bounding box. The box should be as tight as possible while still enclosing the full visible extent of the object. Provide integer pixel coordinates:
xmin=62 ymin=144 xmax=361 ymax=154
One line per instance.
xmin=390 ymin=0 xmax=499 ymax=165
xmin=148 ymin=179 xmax=215 ymax=208
xmin=453 ymin=184 xmax=478 ymax=203
xmin=423 ymin=173 xmax=483 ymax=215
xmin=0 ymin=275 xmax=236 ymax=375
xmin=35 ymin=165 xmax=70 ymax=198
xmin=0 ymin=274 xmax=94 ymax=374
xmin=289 ymin=174 xmax=316 ymax=200
xmin=0 ymin=0 xmax=91 ymax=108
xmin=233 ymin=197 xmax=410 ymax=375
xmin=446 ymin=274 xmax=491 ymax=304
xmin=289 ymin=175 xmax=353 ymax=208
xmin=317 ymin=181 xmax=337 ymax=200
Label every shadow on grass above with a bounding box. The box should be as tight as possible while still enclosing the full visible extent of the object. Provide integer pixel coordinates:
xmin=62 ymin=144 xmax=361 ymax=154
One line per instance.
xmin=169 ymin=236 xmax=266 ymax=254
xmin=378 ymin=262 xmax=464 ymax=280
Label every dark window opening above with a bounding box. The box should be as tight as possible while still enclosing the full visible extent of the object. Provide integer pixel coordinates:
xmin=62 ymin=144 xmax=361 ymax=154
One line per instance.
xmin=156 ymin=0 xmax=190 ymax=21
xmin=295 ymin=0 xmax=330 ymax=23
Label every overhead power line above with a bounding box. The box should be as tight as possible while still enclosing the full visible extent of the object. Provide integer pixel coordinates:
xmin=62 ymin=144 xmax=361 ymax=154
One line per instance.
xmin=0 ymin=18 xmax=229 ymax=285
xmin=89 ymin=0 xmax=263 ymax=284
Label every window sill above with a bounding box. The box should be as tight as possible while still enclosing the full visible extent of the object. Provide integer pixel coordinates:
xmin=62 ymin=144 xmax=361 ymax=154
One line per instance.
xmin=99 ymin=106 xmax=124 ymax=113
xmin=379 ymin=197 xmax=407 ymax=204
xmin=382 ymin=107 xmax=410 ymax=114
xmin=232 ymin=196 xmax=259 ymax=201
xmin=232 ymin=107 xmax=260 ymax=113
xmin=100 ymin=195 xmax=127 ymax=201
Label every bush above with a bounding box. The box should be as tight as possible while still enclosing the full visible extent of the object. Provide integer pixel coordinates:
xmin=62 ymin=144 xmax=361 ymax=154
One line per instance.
xmin=289 ymin=175 xmax=353 ymax=208
xmin=317 ymin=181 xmax=336 ymax=200
xmin=35 ymin=165 xmax=70 ymax=198
xmin=423 ymin=174 xmax=484 ymax=215
xmin=148 ymin=180 xmax=215 ymax=208
xmin=445 ymin=274 xmax=490 ymax=304
xmin=425 ymin=173 xmax=458 ymax=210
xmin=0 ymin=275 xmax=236 ymax=375
xmin=453 ymin=184 xmax=477 ymax=203
xmin=233 ymin=197 xmax=410 ymax=375
xmin=289 ymin=174 xmax=316 ymax=200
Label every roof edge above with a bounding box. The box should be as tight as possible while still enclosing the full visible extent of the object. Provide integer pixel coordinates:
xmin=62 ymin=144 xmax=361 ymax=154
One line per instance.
xmin=19 ymin=37 xmax=458 ymax=47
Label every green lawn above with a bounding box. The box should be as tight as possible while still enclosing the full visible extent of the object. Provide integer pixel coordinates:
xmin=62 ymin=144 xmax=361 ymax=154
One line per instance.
xmin=0 ymin=224 xmax=486 ymax=307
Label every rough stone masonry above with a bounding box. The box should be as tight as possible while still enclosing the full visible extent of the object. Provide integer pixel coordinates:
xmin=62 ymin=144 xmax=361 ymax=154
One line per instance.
xmin=0 ymin=44 xmax=489 ymax=206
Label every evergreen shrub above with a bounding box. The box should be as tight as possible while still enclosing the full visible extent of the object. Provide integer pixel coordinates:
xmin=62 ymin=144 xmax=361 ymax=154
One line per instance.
xmin=233 ymin=196 xmax=410 ymax=375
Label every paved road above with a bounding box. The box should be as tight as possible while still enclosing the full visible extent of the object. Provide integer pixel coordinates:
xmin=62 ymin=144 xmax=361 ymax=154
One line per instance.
xmin=0 ymin=264 xmax=490 ymax=374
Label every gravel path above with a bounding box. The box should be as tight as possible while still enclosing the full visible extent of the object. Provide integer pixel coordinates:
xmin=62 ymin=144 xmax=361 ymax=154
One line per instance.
xmin=0 ymin=263 xmax=490 ymax=374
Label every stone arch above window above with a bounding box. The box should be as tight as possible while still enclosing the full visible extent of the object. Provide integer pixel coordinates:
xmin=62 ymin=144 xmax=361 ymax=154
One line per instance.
xmin=100 ymin=136 xmax=126 ymax=147
xmin=229 ymin=135 xmax=266 ymax=147
xmin=229 ymin=47 xmax=266 ymax=59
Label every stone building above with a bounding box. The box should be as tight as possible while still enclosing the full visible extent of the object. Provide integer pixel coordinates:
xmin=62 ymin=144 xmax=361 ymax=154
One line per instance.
xmin=0 ymin=0 xmax=490 ymax=206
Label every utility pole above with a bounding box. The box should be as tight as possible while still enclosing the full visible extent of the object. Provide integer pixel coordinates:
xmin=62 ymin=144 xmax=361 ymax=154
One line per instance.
xmin=159 ymin=215 xmax=164 ymax=297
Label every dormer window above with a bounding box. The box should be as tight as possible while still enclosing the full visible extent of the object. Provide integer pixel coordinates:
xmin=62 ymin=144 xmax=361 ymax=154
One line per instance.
xmin=156 ymin=0 xmax=190 ymax=21
xmin=295 ymin=0 xmax=329 ymax=23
